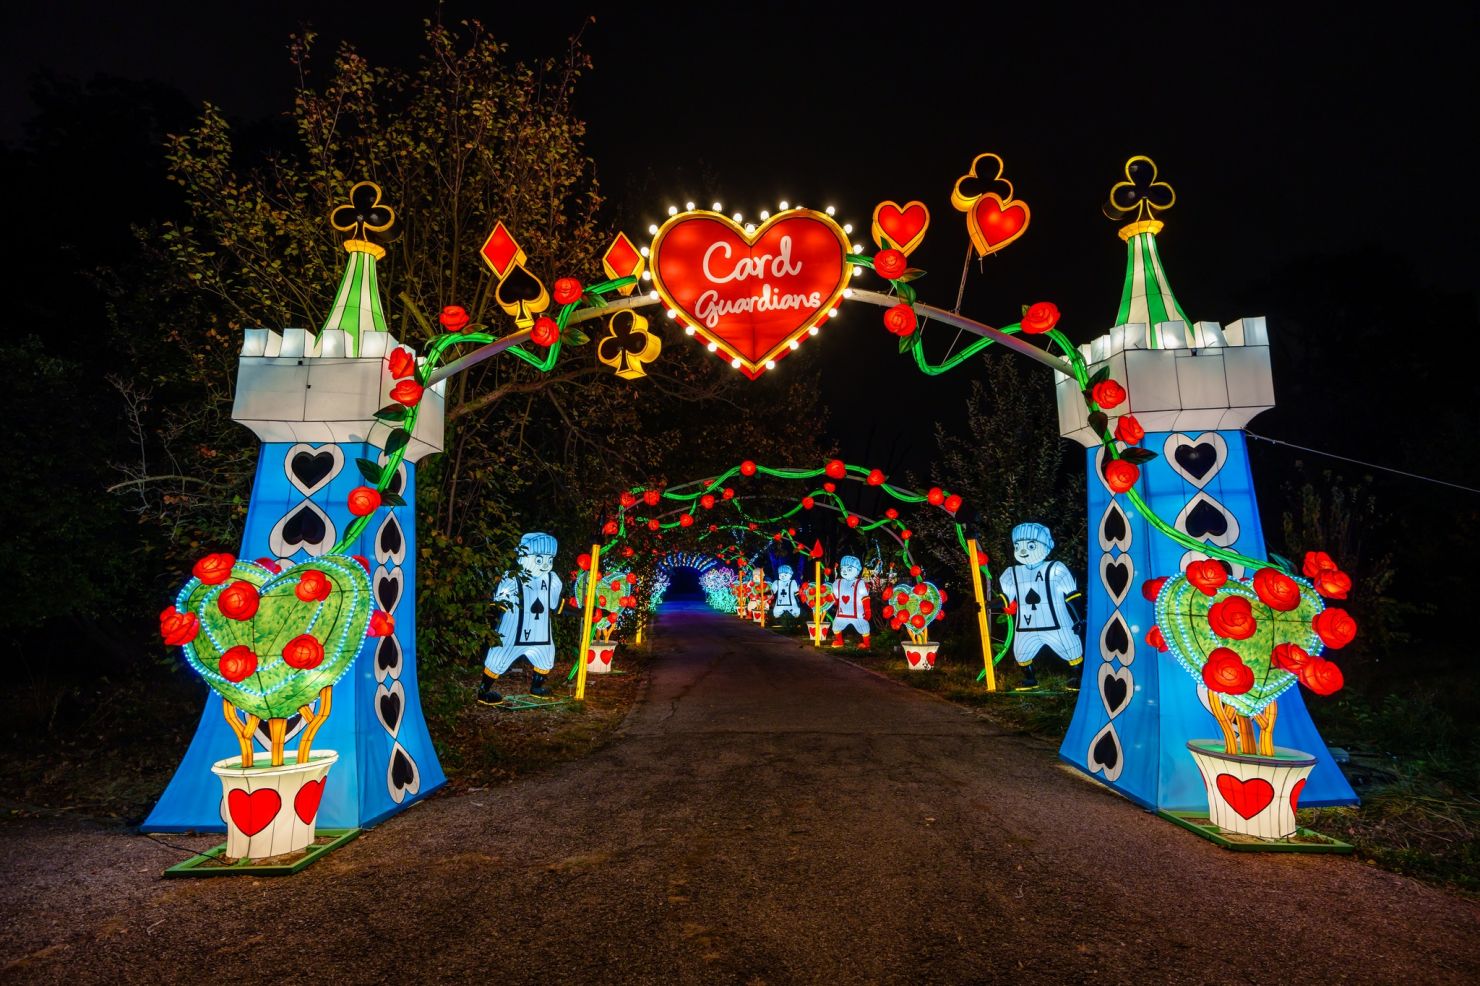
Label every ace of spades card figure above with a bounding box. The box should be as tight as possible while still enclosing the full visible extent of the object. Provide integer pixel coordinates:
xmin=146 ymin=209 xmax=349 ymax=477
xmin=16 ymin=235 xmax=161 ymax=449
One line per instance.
xmin=999 ymin=523 xmax=1084 ymax=688
xmin=479 ymin=532 xmax=565 ymax=705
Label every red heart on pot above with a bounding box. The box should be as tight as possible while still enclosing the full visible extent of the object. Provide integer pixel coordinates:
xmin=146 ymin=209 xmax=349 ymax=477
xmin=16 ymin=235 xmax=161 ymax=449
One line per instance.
xmin=294 ymin=778 xmax=325 ymax=824
xmin=227 ymin=788 xmax=281 ymax=836
xmin=1289 ymin=778 xmax=1306 ymax=814
xmin=872 ymin=200 xmax=929 ymax=255
xmin=1215 ymin=774 xmax=1274 ymax=820
xmin=651 ymin=211 xmax=849 ymax=378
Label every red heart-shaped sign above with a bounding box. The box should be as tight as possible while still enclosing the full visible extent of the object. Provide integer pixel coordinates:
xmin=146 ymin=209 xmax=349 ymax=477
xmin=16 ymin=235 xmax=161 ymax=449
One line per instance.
xmin=1215 ymin=774 xmax=1274 ymax=820
xmin=294 ymin=778 xmax=325 ymax=824
xmin=872 ymin=200 xmax=929 ymax=255
xmin=651 ymin=210 xmax=849 ymax=378
xmin=972 ymin=194 xmax=1029 ymax=252
xmin=1289 ymin=778 xmax=1306 ymax=814
xmin=227 ymin=788 xmax=281 ymax=837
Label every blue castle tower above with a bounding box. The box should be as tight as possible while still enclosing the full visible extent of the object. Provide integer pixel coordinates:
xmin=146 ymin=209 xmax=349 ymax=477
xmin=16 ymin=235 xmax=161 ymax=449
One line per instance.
xmin=1056 ymin=164 xmax=1357 ymax=811
xmin=146 ymin=216 xmax=446 ymax=832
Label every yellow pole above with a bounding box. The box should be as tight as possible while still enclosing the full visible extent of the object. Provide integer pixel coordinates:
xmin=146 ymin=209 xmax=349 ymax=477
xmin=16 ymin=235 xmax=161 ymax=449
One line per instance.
xmin=967 ymin=538 xmax=996 ymax=692
xmin=575 ymin=544 xmax=601 ymax=702
xmin=812 ymin=560 xmax=823 ymax=645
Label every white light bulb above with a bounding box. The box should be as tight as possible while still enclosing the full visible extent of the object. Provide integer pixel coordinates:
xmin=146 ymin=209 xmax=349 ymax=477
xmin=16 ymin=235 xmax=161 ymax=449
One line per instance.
xmin=707 ymin=342 xmax=719 ymax=353
xmin=647 ymin=223 xmax=658 ymax=235
xmin=641 ymin=270 xmax=652 ymax=281
xmin=843 ymin=223 xmax=853 ymax=234
xmin=759 ymin=210 xmax=770 ymax=220
xmin=712 ymin=202 xmax=722 ymax=211
xmin=640 ymin=245 xmax=650 ymax=257
xmin=789 ymin=340 xmax=800 ymax=350
xmin=666 ymin=309 xmax=678 ymax=319
xmin=829 ymin=308 xmax=839 ymax=318
xmin=732 ymin=212 xmax=742 ymax=222
xmin=745 ymin=223 xmax=756 ymax=234
xmin=685 ymin=201 xmax=695 ymax=210
xmin=808 ymin=326 xmax=820 ymax=336
xmin=853 ymin=265 xmax=864 ymax=276
xmin=852 ymin=243 xmax=862 ymax=253
xmin=667 ymin=205 xmax=678 ymax=216
xmin=765 ymin=360 xmax=776 ymax=370
xmin=684 ymin=325 xmax=696 ymax=336
xmin=731 ymin=358 xmax=742 ymax=369
xmin=649 ymin=290 xmax=660 ymax=301
xmin=778 ymin=200 xmax=789 ymax=210
xmin=843 ymin=289 xmax=853 ymax=298
xmin=825 ymin=205 xmax=836 ymax=216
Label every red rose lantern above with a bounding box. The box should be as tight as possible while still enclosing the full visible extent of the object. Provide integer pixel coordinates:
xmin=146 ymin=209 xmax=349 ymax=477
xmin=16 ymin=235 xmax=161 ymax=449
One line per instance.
xmin=1207 ymin=596 xmax=1257 ymax=640
xmin=1091 ymin=380 xmax=1127 ymax=409
xmin=883 ymin=303 xmax=916 ymax=336
xmin=825 ymin=459 xmax=847 ymax=479
xmin=927 ymin=488 xmax=944 ymax=505
xmin=192 ymin=552 xmax=236 ymax=586
xmin=1020 ymin=301 xmax=1060 ymax=334
xmin=874 ymin=249 xmax=907 ymax=279
xmin=867 ymin=469 xmax=886 ymax=486
xmin=218 ymin=646 xmax=257 ymax=683
xmin=1252 ymin=568 xmax=1301 ymax=611
xmin=552 ymin=278 xmax=583 ymax=306
xmin=390 ymin=379 xmax=424 ymax=407
xmin=1113 ymin=415 xmax=1145 ymax=445
xmin=1299 ymin=656 xmax=1345 ymax=695
xmin=944 ymin=494 xmax=962 ymax=513
xmin=700 ymin=494 xmax=716 ymax=509
xmin=347 ymin=486 xmax=381 ymax=516
xmin=801 ymin=496 xmax=815 ymax=510
xmin=217 ymin=580 xmax=260 ymax=622
xmin=438 ymin=305 xmax=470 ymax=333
xmin=1104 ymin=459 xmax=1139 ymax=493
xmin=1146 ymin=625 xmax=1169 ymax=652
xmin=1202 ymin=648 xmax=1254 ymax=694
xmin=740 ymin=460 xmax=757 ymax=476
xmin=680 ymin=514 xmax=695 ymax=527
xmin=1141 ymin=576 xmax=1168 ymax=602
xmin=282 ymin=634 xmax=325 ymax=670
xmin=369 ymin=611 xmax=395 ymax=637
xmin=387 ymin=346 xmax=417 ymax=379
xmin=846 ymin=515 xmax=860 ymax=528
xmin=1312 ymin=608 xmax=1357 ymax=649
xmin=620 ymin=491 xmax=637 ymax=508
xmin=531 ymin=316 xmax=560 ymax=347
xmin=603 ymin=520 xmax=619 ymax=536
xmin=644 ymin=489 xmax=662 ymax=506
xmin=1314 ymin=568 xmax=1352 ymax=600
xmin=1185 ymin=560 xmax=1228 ymax=596
xmin=1271 ymin=642 xmax=1311 ymax=673
xmin=159 ymin=607 xmax=200 ymax=646
xmin=1302 ymin=551 xmax=1338 ymax=578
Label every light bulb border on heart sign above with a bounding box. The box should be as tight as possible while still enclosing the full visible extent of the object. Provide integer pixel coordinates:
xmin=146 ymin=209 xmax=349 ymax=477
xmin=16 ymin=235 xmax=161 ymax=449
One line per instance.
xmin=648 ymin=208 xmax=852 ymax=378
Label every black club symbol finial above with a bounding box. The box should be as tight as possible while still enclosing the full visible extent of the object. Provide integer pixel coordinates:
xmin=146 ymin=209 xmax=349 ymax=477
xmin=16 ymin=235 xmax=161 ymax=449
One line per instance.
xmin=1103 ymin=156 xmax=1176 ymax=225
xmin=330 ymin=181 xmax=396 ymax=240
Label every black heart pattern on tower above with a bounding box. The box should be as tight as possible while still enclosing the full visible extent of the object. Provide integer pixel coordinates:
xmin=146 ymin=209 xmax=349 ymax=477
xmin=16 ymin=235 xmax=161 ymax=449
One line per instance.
xmin=374 ymin=634 xmax=403 ymax=683
xmin=285 ymin=443 xmax=344 ymax=496
xmin=1099 ymin=611 xmax=1134 ymax=665
xmin=1098 ymin=500 xmax=1131 ymax=551
xmin=1100 ymin=554 xmax=1133 ymax=606
xmin=375 ymin=567 xmax=404 ymax=613
xmin=1087 ymin=722 xmax=1124 ymax=781
xmin=375 ymin=680 xmax=405 ymax=736
xmin=270 ymin=501 xmax=335 ymax=558
xmin=1174 ymin=492 xmax=1241 ymax=547
xmin=387 ymin=743 xmax=420 ymax=803
xmin=374 ymin=456 xmax=407 ymax=498
xmin=1098 ymin=663 xmax=1134 ymax=719
xmin=376 ymin=513 xmax=406 ymax=565
xmin=1163 ymin=433 xmax=1228 ymax=488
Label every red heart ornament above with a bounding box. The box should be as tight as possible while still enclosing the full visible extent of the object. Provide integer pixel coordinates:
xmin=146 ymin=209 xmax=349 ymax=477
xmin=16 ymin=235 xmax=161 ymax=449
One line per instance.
xmin=971 ymin=194 xmax=1030 ymax=254
xmin=227 ymin=788 xmax=281 ymax=836
xmin=1215 ymin=774 xmax=1274 ymax=820
xmin=651 ymin=210 xmax=849 ymax=378
xmin=871 ymin=200 xmax=930 ymax=255
xmin=294 ymin=778 xmax=325 ymax=824
xmin=1289 ymin=778 xmax=1306 ymax=814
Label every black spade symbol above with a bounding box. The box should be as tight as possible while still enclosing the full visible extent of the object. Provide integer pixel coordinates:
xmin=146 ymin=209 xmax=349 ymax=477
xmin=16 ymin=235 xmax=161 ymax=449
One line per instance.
xmin=496 ymin=264 xmax=544 ymax=307
xmin=376 ymin=636 xmax=401 ymax=672
xmin=1174 ymin=442 xmax=1219 ymax=481
xmin=1104 ymin=559 xmax=1131 ymax=600
xmin=1184 ymin=500 xmax=1230 ymax=540
xmin=530 ymin=598 xmax=546 ymax=616
xmin=377 ymin=575 xmax=400 ymax=612
xmin=1101 ymin=673 xmax=1130 ymax=715
xmin=1092 ymin=729 xmax=1121 ymax=770
xmin=1102 ymin=504 xmax=1128 ymax=544
xmin=379 ymin=690 xmax=403 ymax=730
xmin=280 ymin=505 xmax=328 ymax=549
xmin=389 ymin=748 xmax=416 ymax=790
xmin=379 ymin=517 xmax=403 ymax=556
xmin=1104 ymin=615 xmax=1130 ymax=655
xmin=289 ymin=449 xmax=337 ymax=490
xmin=1025 ymin=588 xmax=1042 ymax=607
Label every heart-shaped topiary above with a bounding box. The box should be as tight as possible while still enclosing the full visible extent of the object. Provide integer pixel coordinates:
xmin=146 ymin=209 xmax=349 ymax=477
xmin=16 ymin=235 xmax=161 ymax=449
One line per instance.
xmin=1153 ymin=570 xmax=1326 ymax=717
xmin=576 ymin=569 xmax=634 ymax=635
xmin=884 ymin=581 xmax=945 ymax=641
xmin=174 ymin=556 xmax=373 ymax=720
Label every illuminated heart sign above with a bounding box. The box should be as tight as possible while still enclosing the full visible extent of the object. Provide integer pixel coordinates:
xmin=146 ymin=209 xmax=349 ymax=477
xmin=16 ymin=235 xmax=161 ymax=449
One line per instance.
xmin=650 ymin=209 xmax=850 ymax=378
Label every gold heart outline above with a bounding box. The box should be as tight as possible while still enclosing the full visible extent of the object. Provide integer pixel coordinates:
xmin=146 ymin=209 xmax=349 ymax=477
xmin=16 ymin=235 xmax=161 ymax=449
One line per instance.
xmin=870 ymin=200 xmax=931 ymax=256
xmin=950 ymin=153 xmax=1032 ymax=258
xmin=649 ymin=209 xmax=851 ymax=379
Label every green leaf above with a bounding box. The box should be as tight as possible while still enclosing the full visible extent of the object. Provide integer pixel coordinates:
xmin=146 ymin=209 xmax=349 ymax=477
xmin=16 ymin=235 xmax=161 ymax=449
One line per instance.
xmin=898 ymin=333 xmax=912 ymax=354
xmin=899 ymin=268 xmax=926 ymax=283
xmin=1267 ymin=552 xmax=1295 ymax=575
xmin=581 ymin=292 xmax=608 ymax=308
xmin=384 ymin=428 xmax=410 ymax=455
xmin=1088 ymin=411 xmax=1109 ymax=436
xmin=1089 ymin=364 xmax=1112 ymax=386
xmin=380 ymin=490 xmax=407 ymax=508
xmin=896 ymin=282 xmax=917 ymax=305
xmin=562 ymin=325 xmax=590 ymax=345
xmin=356 ymin=458 xmax=384 ymax=483
xmin=1022 ymin=304 xmax=1031 ymax=317
xmin=375 ymin=404 xmax=408 ymax=423
xmin=1120 ymin=447 xmax=1159 ymax=465
xmin=465 ymin=322 xmax=488 ymax=333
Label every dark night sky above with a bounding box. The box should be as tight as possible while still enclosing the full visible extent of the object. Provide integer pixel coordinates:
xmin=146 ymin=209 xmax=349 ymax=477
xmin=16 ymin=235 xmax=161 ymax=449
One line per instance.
xmin=5 ymin=1 xmax=1477 ymax=475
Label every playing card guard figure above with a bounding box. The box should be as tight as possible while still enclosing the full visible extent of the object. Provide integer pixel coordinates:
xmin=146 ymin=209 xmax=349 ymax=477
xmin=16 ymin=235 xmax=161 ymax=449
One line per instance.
xmin=999 ymin=522 xmax=1084 ymax=688
xmin=830 ymin=554 xmax=872 ymax=648
xmin=479 ymin=532 xmax=565 ymax=705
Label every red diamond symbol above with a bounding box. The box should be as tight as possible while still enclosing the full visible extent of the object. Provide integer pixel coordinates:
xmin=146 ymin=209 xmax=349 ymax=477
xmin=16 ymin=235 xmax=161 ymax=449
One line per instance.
xmin=480 ymin=221 xmax=524 ymax=279
xmin=602 ymin=232 xmax=644 ymax=297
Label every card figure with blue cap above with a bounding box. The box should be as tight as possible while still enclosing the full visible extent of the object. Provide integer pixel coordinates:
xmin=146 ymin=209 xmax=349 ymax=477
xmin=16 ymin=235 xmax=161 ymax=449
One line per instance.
xmin=1000 ymin=523 xmax=1083 ymax=687
xmin=479 ymin=532 xmax=565 ymax=705
xmin=771 ymin=564 xmax=801 ymax=618
xmin=829 ymin=555 xmax=872 ymax=648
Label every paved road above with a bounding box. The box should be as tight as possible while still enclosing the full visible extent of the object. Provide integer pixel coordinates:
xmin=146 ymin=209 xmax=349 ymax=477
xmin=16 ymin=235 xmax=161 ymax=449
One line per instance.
xmin=5 ymin=602 xmax=1479 ymax=984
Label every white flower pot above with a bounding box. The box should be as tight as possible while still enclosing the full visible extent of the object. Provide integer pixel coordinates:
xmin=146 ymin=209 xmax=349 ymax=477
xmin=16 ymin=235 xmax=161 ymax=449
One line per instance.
xmin=586 ymin=640 xmax=618 ymax=675
xmin=806 ymin=622 xmax=830 ymax=644
xmin=903 ymin=641 xmax=939 ymax=670
xmin=212 ymin=750 xmax=338 ymax=861
xmin=1186 ymin=740 xmax=1317 ymax=839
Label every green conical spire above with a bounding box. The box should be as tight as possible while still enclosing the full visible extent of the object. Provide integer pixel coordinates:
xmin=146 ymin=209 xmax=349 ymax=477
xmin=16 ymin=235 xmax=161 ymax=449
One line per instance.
xmin=320 ymin=240 xmax=389 ymax=354
xmin=1114 ymin=220 xmax=1191 ymax=346
xmin=322 ymin=181 xmax=396 ymax=356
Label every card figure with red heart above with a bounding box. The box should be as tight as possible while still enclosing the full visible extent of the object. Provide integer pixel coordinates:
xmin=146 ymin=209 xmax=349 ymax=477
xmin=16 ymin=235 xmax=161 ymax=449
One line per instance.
xmin=828 ymin=555 xmax=872 ymax=649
